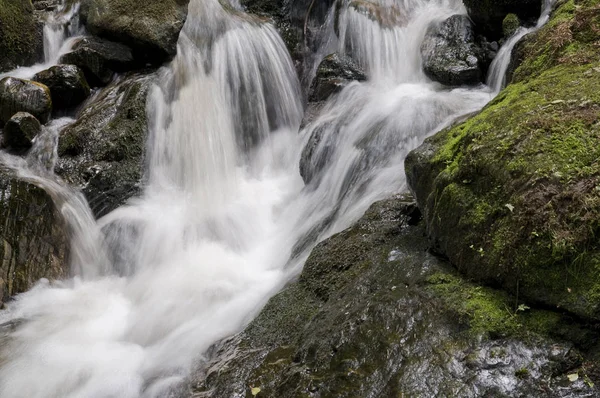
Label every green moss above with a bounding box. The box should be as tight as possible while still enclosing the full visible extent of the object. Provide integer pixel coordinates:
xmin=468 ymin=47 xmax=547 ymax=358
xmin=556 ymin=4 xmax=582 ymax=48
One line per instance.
xmin=503 ymin=13 xmax=520 ymax=38
xmin=0 ymin=0 xmax=42 ymax=72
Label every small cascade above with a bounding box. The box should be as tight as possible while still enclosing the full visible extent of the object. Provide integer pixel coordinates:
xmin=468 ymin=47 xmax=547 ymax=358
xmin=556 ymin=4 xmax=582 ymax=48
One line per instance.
xmin=487 ymin=0 xmax=556 ymax=92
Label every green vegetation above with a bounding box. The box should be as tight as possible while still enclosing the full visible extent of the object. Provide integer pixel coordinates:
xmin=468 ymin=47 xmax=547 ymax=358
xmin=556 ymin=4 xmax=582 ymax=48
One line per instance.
xmin=0 ymin=0 xmax=42 ymax=72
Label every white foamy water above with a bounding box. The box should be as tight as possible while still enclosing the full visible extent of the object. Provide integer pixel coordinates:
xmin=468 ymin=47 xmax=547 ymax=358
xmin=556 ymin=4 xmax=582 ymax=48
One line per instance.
xmin=0 ymin=0 xmax=553 ymax=397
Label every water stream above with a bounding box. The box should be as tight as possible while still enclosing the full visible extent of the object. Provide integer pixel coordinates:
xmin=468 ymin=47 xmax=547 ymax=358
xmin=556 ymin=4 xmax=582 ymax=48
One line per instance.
xmin=0 ymin=0 xmax=553 ymax=397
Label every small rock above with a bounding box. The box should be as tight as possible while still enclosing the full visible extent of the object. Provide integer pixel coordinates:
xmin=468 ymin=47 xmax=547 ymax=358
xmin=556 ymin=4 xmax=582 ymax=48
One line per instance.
xmin=502 ymin=13 xmax=521 ymax=38
xmin=59 ymin=37 xmax=136 ymax=86
xmin=2 ymin=112 xmax=41 ymax=149
xmin=421 ymin=14 xmax=484 ymax=86
xmin=309 ymin=53 xmax=367 ymax=102
xmin=0 ymin=77 xmax=52 ymax=125
xmin=33 ymin=64 xmax=91 ymax=110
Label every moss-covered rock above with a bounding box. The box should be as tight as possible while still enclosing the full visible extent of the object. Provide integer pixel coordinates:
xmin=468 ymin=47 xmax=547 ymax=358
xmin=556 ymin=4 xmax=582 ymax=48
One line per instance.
xmin=405 ymin=0 xmax=600 ymax=321
xmin=79 ymin=0 xmax=190 ymax=65
xmin=0 ymin=77 xmax=52 ymax=125
xmin=188 ymin=197 xmax=599 ymax=397
xmin=462 ymin=0 xmax=541 ymax=40
xmin=55 ymin=73 xmax=152 ymax=217
xmin=0 ymin=0 xmax=44 ymax=73
xmin=33 ymin=65 xmax=91 ymax=110
xmin=502 ymin=13 xmax=521 ymax=38
xmin=0 ymin=173 xmax=68 ymax=308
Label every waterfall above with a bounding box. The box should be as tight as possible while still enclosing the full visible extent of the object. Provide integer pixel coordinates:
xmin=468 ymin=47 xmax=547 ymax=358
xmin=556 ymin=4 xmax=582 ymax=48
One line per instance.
xmin=0 ymin=0 xmax=555 ymax=397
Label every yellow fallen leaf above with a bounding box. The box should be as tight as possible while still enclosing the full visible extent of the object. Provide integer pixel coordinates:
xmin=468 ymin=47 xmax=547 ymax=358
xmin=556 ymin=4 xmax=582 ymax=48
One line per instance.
xmin=567 ymin=373 xmax=579 ymax=382
xmin=251 ymin=386 xmax=261 ymax=396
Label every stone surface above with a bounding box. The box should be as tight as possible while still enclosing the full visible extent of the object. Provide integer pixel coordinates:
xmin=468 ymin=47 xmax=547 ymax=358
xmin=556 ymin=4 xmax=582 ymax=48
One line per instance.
xmin=308 ymin=53 xmax=367 ymax=102
xmin=421 ymin=14 xmax=484 ymax=86
xmin=0 ymin=77 xmax=52 ymax=126
xmin=80 ymin=0 xmax=190 ymax=65
xmin=33 ymin=65 xmax=91 ymax=110
xmin=0 ymin=173 xmax=68 ymax=308
xmin=188 ymin=197 xmax=599 ymax=397
xmin=2 ymin=112 xmax=41 ymax=150
xmin=406 ymin=0 xmax=600 ymax=321
xmin=0 ymin=0 xmax=44 ymax=73
xmin=56 ymin=73 xmax=152 ymax=217
xmin=59 ymin=36 xmax=136 ymax=86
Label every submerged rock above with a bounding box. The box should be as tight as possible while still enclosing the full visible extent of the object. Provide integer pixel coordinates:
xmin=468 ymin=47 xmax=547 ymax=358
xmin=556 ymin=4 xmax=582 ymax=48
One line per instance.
xmin=59 ymin=37 xmax=136 ymax=86
xmin=309 ymin=53 xmax=367 ymax=102
xmin=406 ymin=0 xmax=600 ymax=321
xmin=421 ymin=14 xmax=484 ymax=86
xmin=0 ymin=77 xmax=52 ymax=126
xmin=190 ymin=197 xmax=599 ymax=397
xmin=2 ymin=112 xmax=41 ymax=149
xmin=462 ymin=0 xmax=541 ymax=39
xmin=80 ymin=0 xmax=190 ymax=65
xmin=33 ymin=65 xmax=91 ymax=110
xmin=0 ymin=0 xmax=44 ymax=73
xmin=56 ymin=73 xmax=152 ymax=217
xmin=0 ymin=173 xmax=68 ymax=307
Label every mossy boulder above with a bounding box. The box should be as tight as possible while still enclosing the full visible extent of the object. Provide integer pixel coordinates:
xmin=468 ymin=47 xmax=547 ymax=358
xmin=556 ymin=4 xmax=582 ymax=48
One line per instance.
xmin=79 ymin=0 xmax=190 ymax=65
xmin=33 ymin=65 xmax=91 ymax=110
xmin=55 ymin=73 xmax=152 ymax=217
xmin=462 ymin=0 xmax=541 ymax=39
xmin=0 ymin=0 xmax=44 ymax=73
xmin=190 ymin=197 xmax=599 ymax=397
xmin=0 ymin=173 xmax=68 ymax=308
xmin=0 ymin=77 xmax=52 ymax=126
xmin=405 ymin=0 xmax=600 ymax=321
xmin=502 ymin=13 xmax=521 ymax=38
xmin=2 ymin=112 xmax=41 ymax=150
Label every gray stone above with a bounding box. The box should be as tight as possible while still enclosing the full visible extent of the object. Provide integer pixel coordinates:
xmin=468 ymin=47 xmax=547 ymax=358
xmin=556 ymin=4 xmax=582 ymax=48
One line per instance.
xmin=2 ymin=112 xmax=41 ymax=149
xmin=33 ymin=65 xmax=91 ymax=109
xmin=0 ymin=77 xmax=52 ymax=125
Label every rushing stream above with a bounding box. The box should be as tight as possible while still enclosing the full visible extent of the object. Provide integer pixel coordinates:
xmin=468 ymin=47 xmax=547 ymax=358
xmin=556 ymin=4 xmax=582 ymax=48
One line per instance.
xmin=0 ymin=0 xmax=554 ymax=396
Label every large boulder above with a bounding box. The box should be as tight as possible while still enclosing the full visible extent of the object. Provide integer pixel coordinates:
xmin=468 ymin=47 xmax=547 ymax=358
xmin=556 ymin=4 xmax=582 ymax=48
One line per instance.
xmin=59 ymin=37 xmax=136 ymax=87
xmin=462 ymin=0 xmax=542 ymax=40
xmin=2 ymin=112 xmax=41 ymax=150
xmin=308 ymin=53 xmax=367 ymax=102
xmin=0 ymin=174 xmax=68 ymax=308
xmin=0 ymin=77 xmax=52 ymax=126
xmin=421 ymin=14 xmax=488 ymax=86
xmin=405 ymin=0 xmax=600 ymax=321
xmin=191 ymin=197 xmax=599 ymax=397
xmin=33 ymin=65 xmax=91 ymax=110
xmin=56 ymin=73 xmax=152 ymax=217
xmin=79 ymin=0 xmax=190 ymax=65
xmin=0 ymin=0 xmax=44 ymax=73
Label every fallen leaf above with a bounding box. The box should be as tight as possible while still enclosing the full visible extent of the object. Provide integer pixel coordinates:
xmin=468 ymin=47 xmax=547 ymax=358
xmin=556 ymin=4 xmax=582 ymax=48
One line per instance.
xmin=505 ymin=204 xmax=514 ymax=212
xmin=567 ymin=373 xmax=579 ymax=382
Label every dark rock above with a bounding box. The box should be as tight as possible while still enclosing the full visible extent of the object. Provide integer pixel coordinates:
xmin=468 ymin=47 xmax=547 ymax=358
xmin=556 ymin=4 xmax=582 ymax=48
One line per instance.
xmin=79 ymin=0 xmax=190 ymax=65
xmin=56 ymin=73 xmax=152 ymax=217
xmin=462 ymin=0 xmax=541 ymax=40
xmin=309 ymin=53 xmax=366 ymax=102
xmin=2 ymin=112 xmax=41 ymax=149
xmin=0 ymin=77 xmax=52 ymax=125
xmin=33 ymin=65 xmax=91 ymax=110
xmin=406 ymin=0 xmax=600 ymax=322
xmin=190 ymin=197 xmax=599 ymax=397
xmin=0 ymin=173 xmax=68 ymax=307
xmin=421 ymin=14 xmax=484 ymax=86
xmin=59 ymin=37 xmax=136 ymax=87
xmin=0 ymin=0 xmax=44 ymax=73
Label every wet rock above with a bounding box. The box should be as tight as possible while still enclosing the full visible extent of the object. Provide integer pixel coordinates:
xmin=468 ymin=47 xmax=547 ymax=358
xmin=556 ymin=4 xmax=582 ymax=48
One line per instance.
xmin=502 ymin=13 xmax=521 ymax=38
xmin=421 ymin=14 xmax=484 ymax=86
xmin=56 ymin=73 xmax=152 ymax=217
xmin=33 ymin=65 xmax=91 ymax=110
xmin=0 ymin=77 xmax=52 ymax=126
xmin=0 ymin=0 xmax=44 ymax=73
xmin=309 ymin=53 xmax=366 ymax=102
xmin=406 ymin=0 xmax=600 ymax=321
xmin=347 ymin=0 xmax=407 ymax=28
xmin=80 ymin=0 xmax=190 ymax=65
xmin=190 ymin=197 xmax=599 ymax=397
xmin=0 ymin=173 xmax=68 ymax=307
xmin=2 ymin=112 xmax=41 ymax=150
xmin=462 ymin=0 xmax=541 ymax=40
xmin=59 ymin=37 xmax=136 ymax=87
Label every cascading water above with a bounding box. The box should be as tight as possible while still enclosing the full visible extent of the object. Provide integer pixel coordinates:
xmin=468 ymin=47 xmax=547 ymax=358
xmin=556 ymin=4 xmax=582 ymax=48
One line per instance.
xmin=0 ymin=0 xmax=554 ymax=397
xmin=0 ymin=1 xmax=83 ymax=80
